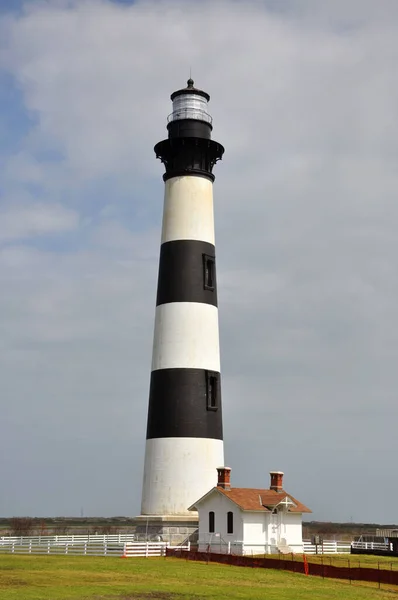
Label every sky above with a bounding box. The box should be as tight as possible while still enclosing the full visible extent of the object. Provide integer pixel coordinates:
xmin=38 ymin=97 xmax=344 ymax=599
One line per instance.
xmin=0 ymin=0 xmax=398 ymax=523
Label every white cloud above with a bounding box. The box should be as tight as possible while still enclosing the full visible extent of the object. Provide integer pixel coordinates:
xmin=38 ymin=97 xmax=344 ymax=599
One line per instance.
xmin=0 ymin=0 xmax=398 ymax=521
xmin=0 ymin=202 xmax=79 ymax=240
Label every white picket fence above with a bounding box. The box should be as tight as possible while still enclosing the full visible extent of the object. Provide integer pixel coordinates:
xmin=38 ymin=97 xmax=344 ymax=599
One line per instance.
xmin=303 ymin=540 xmax=351 ymax=554
xmin=0 ymin=535 xmax=189 ymax=557
xmin=0 ymin=534 xmax=137 ymax=545
xmin=199 ymin=540 xmax=352 ymax=555
xmin=303 ymin=540 xmax=392 ymax=554
xmin=351 ymin=540 xmax=392 ymax=552
xmin=1 ymin=535 xmax=388 ymax=558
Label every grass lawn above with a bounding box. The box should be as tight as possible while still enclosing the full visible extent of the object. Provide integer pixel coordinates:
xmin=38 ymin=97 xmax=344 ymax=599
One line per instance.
xmin=0 ymin=555 xmax=396 ymax=600
xmin=282 ymin=552 xmax=398 ymax=570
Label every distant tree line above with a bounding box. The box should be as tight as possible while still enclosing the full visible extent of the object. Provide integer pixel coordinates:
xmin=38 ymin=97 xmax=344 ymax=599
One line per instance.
xmin=9 ymin=517 xmax=35 ymax=536
xmin=5 ymin=517 xmax=126 ymax=537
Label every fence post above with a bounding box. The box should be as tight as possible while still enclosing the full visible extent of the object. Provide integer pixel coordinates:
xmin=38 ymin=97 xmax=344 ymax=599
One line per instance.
xmin=29 ymin=541 xmax=32 ymax=554
xmin=303 ymin=554 xmax=309 ymax=576
xmin=65 ymin=543 xmax=68 ymax=555
xmin=84 ymin=542 xmax=87 ymax=556
xmin=187 ymin=541 xmax=190 ymax=552
xmin=47 ymin=541 xmax=50 ymax=555
xmin=228 ymin=541 xmax=231 ymax=555
xmin=146 ymin=542 xmax=149 ymax=558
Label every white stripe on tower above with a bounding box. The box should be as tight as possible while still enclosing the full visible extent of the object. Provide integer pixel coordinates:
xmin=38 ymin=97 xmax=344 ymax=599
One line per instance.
xmin=151 ymin=302 xmax=220 ymax=372
xmin=141 ymin=438 xmax=224 ymax=516
xmin=141 ymin=78 xmax=225 ymax=516
xmin=161 ymin=176 xmax=215 ymax=244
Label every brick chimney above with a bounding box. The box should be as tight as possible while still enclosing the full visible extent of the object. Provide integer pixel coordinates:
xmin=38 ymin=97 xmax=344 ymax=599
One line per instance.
xmin=270 ymin=471 xmax=284 ymax=492
xmin=217 ymin=467 xmax=231 ymax=490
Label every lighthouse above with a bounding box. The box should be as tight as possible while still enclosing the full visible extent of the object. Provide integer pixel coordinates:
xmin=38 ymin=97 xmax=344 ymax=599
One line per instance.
xmin=138 ymin=79 xmax=225 ymax=539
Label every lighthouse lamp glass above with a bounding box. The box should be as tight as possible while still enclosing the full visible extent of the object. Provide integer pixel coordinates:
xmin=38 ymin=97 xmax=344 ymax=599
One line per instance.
xmin=168 ymin=93 xmax=212 ymax=124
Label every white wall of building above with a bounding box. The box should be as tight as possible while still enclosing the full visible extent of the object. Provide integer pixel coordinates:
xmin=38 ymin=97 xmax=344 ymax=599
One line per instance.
xmin=196 ymin=491 xmax=243 ymax=553
xmin=267 ymin=511 xmax=303 ymax=548
xmin=273 ymin=511 xmax=303 ymax=552
xmin=242 ymin=511 xmax=269 ymax=556
xmin=195 ymin=490 xmax=304 ymax=555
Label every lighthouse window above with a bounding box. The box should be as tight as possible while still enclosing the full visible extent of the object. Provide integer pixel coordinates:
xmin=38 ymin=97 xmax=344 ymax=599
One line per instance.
xmin=227 ymin=511 xmax=234 ymax=534
xmin=206 ymin=370 xmax=219 ymax=411
xmin=203 ymin=254 xmax=215 ymax=291
xmin=209 ymin=511 xmax=215 ymax=533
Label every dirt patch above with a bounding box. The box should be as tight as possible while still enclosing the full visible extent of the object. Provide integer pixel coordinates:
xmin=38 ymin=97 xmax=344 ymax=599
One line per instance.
xmin=118 ymin=595 xmax=177 ymax=599
xmin=92 ymin=594 xmax=181 ymax=600
xmin=0 ymin=577 xmax=28 ymax=587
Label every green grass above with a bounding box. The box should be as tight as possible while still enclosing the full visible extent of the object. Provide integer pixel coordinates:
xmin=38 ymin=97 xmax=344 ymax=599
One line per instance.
xmin=270 ymin=552 xmax=398 ymax=570
xmin=0 ymin=555 xmax=396 ymax=600
xmin=306 ymin=553 xmax=398 ymax=570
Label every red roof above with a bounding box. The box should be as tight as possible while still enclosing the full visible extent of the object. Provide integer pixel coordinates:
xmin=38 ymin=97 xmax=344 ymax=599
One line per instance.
xmin=215 ymin=487 xmax=311 ymax=513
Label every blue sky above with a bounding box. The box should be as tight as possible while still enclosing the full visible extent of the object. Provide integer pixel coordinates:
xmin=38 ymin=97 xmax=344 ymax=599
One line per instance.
xmin=1 ymin=0 xmax=398 ymax=523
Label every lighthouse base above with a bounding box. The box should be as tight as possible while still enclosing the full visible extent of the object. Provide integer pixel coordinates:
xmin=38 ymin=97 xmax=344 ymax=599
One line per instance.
xmin=133 ymin=514 xmax=198 ymax=545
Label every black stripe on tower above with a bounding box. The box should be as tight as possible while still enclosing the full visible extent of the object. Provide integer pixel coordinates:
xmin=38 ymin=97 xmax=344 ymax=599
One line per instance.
xmin=156 ymin=240 xmax=217 ymax=306
xmin=146 ymin=369 xmax=222 ymax=439
xmin=148 ymin=235 xmax=222 ymax=440
xmin=154 ymin=138 xmax=224 ymax=182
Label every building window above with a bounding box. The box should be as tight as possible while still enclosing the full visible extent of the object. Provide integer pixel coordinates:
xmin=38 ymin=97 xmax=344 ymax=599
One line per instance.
xmin=206 ymin=371 xmax=219 ymax=411
xmin=203 ymin=254 xmax=215 ymax=291
xmin=209 ymin=511 xmax=215 ymax=533
xmin=227 ymin=511 xmax=233 ymax=534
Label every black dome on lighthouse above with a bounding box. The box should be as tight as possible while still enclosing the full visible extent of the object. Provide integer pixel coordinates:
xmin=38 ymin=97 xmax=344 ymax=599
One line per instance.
xmin=155 ymin=78 xmax=224 ymax=182
xmin=170 ymin=78 xmax=210 ymax=102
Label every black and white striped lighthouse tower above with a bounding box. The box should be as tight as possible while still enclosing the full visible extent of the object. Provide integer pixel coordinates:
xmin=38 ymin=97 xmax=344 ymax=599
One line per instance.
xmin=139 ymin=79 xmax=225 ymax=531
